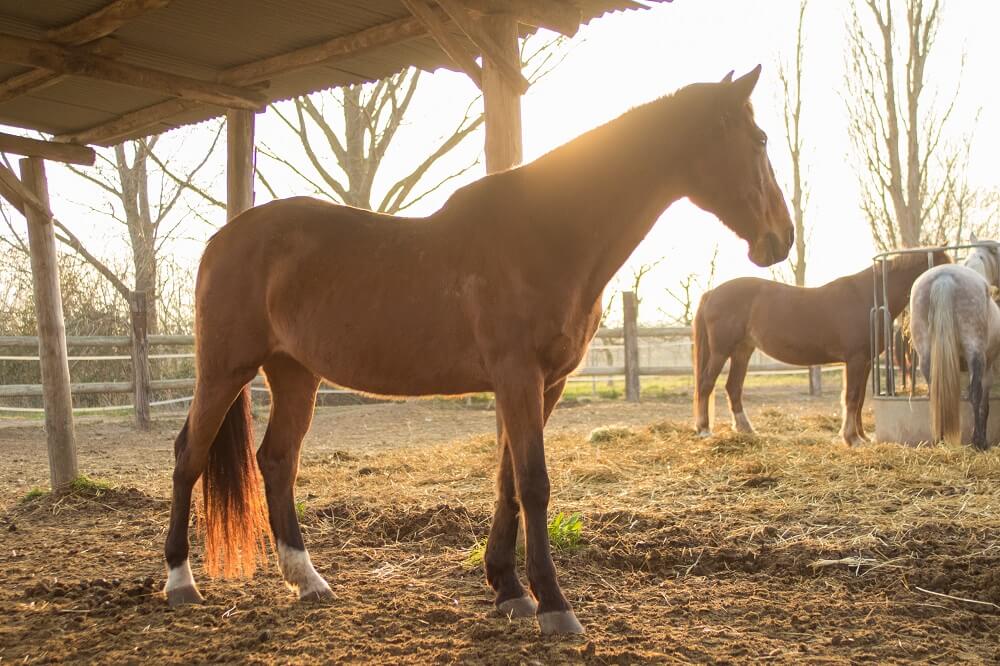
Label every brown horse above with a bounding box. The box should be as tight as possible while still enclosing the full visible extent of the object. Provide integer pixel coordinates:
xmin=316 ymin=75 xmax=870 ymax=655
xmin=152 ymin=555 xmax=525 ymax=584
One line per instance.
xmin=163 ymin=67 xmax=793 ymax=635
xmin=693 ymin=251 xmax=950 ymax=446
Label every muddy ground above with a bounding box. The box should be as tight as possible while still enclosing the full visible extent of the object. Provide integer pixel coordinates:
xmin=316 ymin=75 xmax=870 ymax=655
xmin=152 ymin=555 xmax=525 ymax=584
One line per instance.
xmin=1 ymin=388 xmax=999 ymax=664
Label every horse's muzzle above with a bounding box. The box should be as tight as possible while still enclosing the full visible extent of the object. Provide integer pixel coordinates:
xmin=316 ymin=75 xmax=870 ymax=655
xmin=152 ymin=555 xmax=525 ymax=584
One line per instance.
xmin=749 ymin=230 xmax=792 ymax=267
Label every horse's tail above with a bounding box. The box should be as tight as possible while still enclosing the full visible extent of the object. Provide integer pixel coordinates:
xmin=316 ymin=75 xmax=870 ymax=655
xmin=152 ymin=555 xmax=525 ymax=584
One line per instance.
xmin=928 ymin=279 xmax=962 ymax=445
xmin=693 ymin=295 xmax=715 ymax=429
xmin=201 ymin=386 xmax=270 ymax=578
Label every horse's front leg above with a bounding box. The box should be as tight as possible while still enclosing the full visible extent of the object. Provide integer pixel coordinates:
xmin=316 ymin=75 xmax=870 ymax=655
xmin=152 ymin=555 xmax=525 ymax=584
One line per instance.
xmin=840 ymin=356 xmax=870 ymax=446
xmin=486 ymin=378 xmax=567 ymax=618
xmin=493 ymin=366 xmax=581 ymax=635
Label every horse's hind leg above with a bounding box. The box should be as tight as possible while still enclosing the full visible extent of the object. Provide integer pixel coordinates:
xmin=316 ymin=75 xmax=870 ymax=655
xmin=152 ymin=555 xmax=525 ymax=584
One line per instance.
xmin=257 ymin=354 xmax=330 ymax=600
xmin=726 ymin=343 xmax=755 ymax=434
xmin=695 ymin=351 xmax=728 ymax=437
xmin=164 ymin=372 xmax=254 ymax=605
xmin=486 ymin=378 xmax=566 ymax=619
xmin=969 ymin=352 xmax=989 ymax=450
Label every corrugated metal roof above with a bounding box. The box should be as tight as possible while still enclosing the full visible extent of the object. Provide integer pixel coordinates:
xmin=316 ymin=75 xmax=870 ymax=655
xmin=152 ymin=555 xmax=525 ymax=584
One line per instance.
xmin=0 ymin=0 xmax=667 ymax=145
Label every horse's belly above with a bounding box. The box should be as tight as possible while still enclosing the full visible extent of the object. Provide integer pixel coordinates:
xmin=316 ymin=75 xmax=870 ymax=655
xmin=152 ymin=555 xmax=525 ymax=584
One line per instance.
xmin=293 ymin=337 xmax=490 ymax=397
xmin=754 ymin=335 xmax=840 ymax=367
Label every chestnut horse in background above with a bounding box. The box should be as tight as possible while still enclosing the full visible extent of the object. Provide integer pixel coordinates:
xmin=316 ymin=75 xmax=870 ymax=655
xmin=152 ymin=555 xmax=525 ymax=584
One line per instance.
xmin=163 ymin=67 xmax=793 ymax=635
xmin=694 ymin=251 xmax=950 ymax=446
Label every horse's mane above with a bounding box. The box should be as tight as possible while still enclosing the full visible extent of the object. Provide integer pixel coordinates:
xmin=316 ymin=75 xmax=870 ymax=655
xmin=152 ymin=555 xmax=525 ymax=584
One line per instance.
xmin=439 ymin=82 xmax=726 ymax=211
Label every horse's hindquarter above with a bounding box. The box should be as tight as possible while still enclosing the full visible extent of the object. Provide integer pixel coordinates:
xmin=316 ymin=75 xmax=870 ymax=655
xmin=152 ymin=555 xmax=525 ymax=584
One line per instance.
xmin=234 ymin=200 xmax=487 ymax=396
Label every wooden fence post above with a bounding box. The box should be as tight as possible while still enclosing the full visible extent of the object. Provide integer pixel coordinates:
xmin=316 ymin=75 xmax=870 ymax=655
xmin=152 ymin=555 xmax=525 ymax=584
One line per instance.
xmin=623 ymin=291 xmax=640 ymax=402
xmin=20 ymin=156 xmax=78 ymax=490
xmin=129 ymin=291 xmax=152 ymax=429
xmin=808 ymin=365 xmax=822 ymax=396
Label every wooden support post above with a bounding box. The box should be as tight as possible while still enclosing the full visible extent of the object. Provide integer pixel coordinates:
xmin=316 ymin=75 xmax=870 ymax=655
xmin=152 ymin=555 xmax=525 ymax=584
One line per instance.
xmin=129 ymin=291 xmax=152 ymax=429
xmin=20 ymin=157 xmax=78 ymax=490
xmin=623 ymin=291 xmax=640 ymax=403
xmin=479 ymin=14 xmax=522 ymax=173
xmin=226 ymin=109 xmax=255 ymax=221
xmin=808 ymin=365 xmax=822 ymax=396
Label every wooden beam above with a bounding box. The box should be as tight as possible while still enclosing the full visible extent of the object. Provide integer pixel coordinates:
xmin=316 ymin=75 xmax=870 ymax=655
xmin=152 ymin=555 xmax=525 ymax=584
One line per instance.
xmin=226 ymin=109 xmax=255 ymax=221
xmin=0 ymin=33 xmax=266 ymax=110
xmin=56 ymin=13 xmax=443 ymax=145
xmin=480 ymin=14 xmax=523 ymax=172
xmin=221 ymin=13 xmax=436 ymax=85
xmin=0 ymin=0 xmax=167 ymax=105
xmin=0 ymin=37 xmax=122 ymax=104
xmin=45 ymin=0 xmax=171 ymax=45
xmin=20 ymin=157 xmax=78 ymax=491
xmin=0 ymin=161 xmax=53 ymax=219
xmin=0 ymin=169 xmax=24 ymax=215
xmin=0 ymin=132 xmax=95 ymax=165
xmin=435 ymin=0 xmax=530 ymax=94
xmin=54 ymin=3 xmax=494 ymax=146
xmin=55 ymin=98 xmax=198 ymax=146
xmin=401 ymin=0 xmax=483 ymax=90
xmin=460 ymin=0 xmax=582 ymax=37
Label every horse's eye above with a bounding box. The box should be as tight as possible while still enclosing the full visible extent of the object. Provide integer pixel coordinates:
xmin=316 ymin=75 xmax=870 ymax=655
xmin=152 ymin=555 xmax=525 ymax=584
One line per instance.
xmin=757 ymin=132 xmax=767 ymax=147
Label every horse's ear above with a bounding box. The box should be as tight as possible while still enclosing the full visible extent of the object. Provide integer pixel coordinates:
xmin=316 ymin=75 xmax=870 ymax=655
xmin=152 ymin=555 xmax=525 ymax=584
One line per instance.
xmin=971 ymin=232 xmax=979 ymax=243
xmin=728 ymin=64 xmax=762 ymax=103
xmin=721 ymin=71 xmax=734 ymax=83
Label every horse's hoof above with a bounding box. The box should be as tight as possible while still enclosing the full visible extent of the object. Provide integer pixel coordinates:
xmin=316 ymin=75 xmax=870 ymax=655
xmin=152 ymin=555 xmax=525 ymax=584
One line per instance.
xmin=537 ymin=610 xmax=585 ymax=635
xmin=497 ymin=595 xmax=537 ymax=618
xmin=696 ymin=429 xmax=712 ymax=439
xmin=299 ymin=585 xmax=334 ymax=603
xmin=165 ymin=585 xmax=204 ymax=606
xmin=732 ymin=413 xmax=756 ymax=434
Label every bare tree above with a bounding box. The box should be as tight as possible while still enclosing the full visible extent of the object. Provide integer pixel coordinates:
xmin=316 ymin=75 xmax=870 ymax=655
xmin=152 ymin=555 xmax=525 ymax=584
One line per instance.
xmin=260 ymin=35 xmax=567 ymax=213
xmin=0 ymin=124 xmax=224 ymax=333
xmin=845 ymin=0 xmax=965 ymax=250
xmin=662 ymin=247 xmax=719 ymax=326
xmin=778 ymin=0 xmax=810 ymax=286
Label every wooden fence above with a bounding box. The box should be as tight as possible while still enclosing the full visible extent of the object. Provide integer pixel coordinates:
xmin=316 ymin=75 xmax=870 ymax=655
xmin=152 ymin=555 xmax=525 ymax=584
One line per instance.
xmin=0 ymin=291 xmax=812 ymax=426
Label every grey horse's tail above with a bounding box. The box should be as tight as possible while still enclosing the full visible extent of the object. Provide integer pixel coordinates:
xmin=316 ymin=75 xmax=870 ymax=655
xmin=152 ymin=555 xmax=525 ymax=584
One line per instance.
xmin=928 ymin=278 xmax=962 ymax=445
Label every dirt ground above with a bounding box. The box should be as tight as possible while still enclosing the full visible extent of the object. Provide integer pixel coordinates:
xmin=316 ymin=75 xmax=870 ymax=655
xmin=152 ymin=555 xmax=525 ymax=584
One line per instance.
xmin=1 ymin=388 xmax=999 ymax=664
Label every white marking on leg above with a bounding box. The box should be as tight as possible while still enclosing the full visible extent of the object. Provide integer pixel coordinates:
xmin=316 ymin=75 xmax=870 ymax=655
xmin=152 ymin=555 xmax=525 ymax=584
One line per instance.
xmin=732 ymin=411 xmax=755 ymax=433
xmin=164 ymin=559 xmax=196 ymax=593
xmin=277 ymin=541 xmax=330 ymax=598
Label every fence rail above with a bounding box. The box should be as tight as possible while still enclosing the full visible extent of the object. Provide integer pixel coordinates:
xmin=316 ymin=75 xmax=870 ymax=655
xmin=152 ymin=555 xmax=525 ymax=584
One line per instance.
xmin=0 ymin=291 xmax=810 ymax=421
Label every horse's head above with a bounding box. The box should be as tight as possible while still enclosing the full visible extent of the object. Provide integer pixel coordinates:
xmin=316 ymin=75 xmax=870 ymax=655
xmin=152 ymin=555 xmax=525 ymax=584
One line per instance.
xmin=682 ymin=66 xmax=793 ymax=267
xmin=964 ymin=233 xmax=1000 ymax=288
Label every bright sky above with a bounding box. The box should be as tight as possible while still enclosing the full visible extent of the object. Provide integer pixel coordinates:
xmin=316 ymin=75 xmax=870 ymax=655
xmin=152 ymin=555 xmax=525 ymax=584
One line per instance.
xmin=7 ymin=1 xmax=1000 ymax=324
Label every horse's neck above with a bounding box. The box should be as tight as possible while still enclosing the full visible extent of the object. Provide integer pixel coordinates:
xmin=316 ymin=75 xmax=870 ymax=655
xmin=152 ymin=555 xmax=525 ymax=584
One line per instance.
xmin=515 ymin=111 xmax=687 ymax=304
xmin=886 ymin=266 xmax=926 ymax=315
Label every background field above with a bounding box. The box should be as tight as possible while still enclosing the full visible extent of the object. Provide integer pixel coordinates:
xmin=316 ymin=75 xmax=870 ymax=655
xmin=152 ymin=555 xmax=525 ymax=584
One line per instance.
xmin=2 ymin=387 xmax=999 ymax=664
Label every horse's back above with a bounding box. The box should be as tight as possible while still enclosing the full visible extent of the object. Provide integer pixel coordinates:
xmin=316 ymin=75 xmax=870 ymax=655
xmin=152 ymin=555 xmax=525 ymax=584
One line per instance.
xmin=194 ymin=197 xmax=487 ymax=394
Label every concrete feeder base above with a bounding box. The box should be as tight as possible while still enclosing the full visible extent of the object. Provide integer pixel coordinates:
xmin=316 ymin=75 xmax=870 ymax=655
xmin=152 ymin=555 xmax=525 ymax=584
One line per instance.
xmin=873 ymin=396 xmax=1000 ymax=447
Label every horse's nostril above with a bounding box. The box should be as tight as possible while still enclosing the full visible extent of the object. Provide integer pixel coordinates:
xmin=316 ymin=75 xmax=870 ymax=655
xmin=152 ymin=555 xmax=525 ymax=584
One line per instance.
xmin=767 ymin=232 xmax=783 ymax=261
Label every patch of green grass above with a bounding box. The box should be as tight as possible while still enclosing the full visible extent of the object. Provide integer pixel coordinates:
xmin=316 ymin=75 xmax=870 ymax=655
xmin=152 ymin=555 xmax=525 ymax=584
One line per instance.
xmin=464 ymin=537 xmax=488 ymax=568
xmin=295 ymin=500 xmax=307 ymax=522
xmin=547 ymin=512 xmax=583 ymax=550
xmin=69 ymin=475 xmax=113 ymax=495
xmin=463 ymin=512 xmax=584 ymax=568
xmin=22 ymin=487 xmax=46 ymax=502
